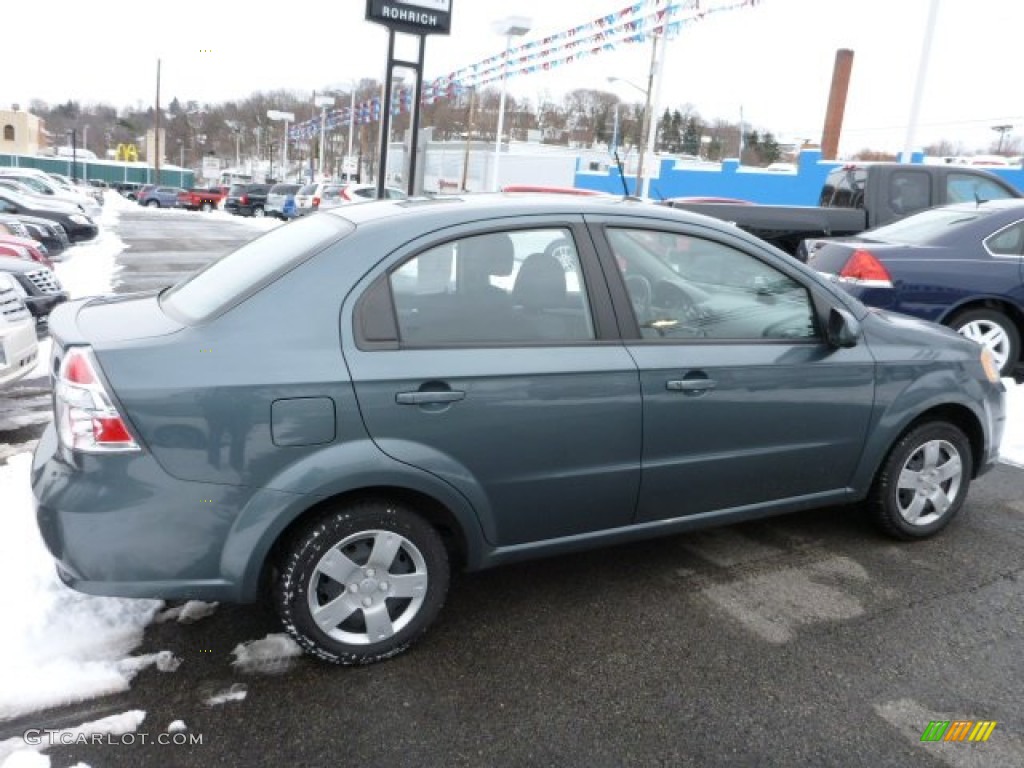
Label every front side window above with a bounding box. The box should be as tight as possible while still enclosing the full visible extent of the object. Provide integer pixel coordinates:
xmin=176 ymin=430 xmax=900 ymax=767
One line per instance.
xmin=947 ymin=173 xmax=1017 ymax=204
xmin=389 ymin=228 xmax=595 ymax=345
xmin=606 ymin=228 xmax=818 ymax=341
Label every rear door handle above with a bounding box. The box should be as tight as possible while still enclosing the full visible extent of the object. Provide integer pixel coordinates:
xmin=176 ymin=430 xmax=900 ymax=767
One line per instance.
xmin=666 ymin=379 xmax=717 ymax=393
xmin=396 ymin=390 xmax=466 ymax=405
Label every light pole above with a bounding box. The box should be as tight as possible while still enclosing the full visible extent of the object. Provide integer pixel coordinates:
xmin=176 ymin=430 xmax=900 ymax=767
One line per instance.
xmin=315 ymin=95 xmax=335 ymax=179
xmin=608 ymin=75 xmax=647 ymax=193
xmin=267 ymin=110 xmax=295 ymax=181
xmin=491 ymin=16 xmax=531 ymax=191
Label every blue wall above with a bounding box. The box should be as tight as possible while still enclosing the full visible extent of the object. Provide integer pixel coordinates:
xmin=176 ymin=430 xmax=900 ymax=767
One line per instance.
xmin=575 ymin=150 xmax=1024 ymax=204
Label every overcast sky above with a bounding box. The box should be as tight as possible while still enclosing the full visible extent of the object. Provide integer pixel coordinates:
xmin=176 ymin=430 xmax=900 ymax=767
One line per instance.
xmin=2 ymin=0 xmax=1021 ymax=156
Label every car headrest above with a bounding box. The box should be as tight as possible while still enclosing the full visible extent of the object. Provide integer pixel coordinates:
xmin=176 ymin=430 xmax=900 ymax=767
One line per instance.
xmin=460 ymin=233 xmax=515 ymax=277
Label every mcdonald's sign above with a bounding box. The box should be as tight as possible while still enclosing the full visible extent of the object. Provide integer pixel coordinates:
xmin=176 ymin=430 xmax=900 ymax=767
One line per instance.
xmin=115 ymin=143 xmax=138 ymax=162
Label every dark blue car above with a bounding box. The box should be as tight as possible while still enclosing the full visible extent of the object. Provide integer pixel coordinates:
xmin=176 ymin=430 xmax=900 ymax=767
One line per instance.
xmin=809 ymin=199 xmax=1024 ymax=376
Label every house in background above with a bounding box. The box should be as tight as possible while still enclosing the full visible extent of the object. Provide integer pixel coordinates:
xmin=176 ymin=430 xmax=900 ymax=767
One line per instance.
xmin=0 ymin=106 xmax=48 ymax=156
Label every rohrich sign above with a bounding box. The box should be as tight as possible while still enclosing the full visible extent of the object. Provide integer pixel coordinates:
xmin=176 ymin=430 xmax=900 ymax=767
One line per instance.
xmin=365 ymin=0 xmax=452 ymax=36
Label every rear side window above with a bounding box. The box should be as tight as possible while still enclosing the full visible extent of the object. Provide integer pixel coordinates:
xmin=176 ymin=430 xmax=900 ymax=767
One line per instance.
xmin=388 ymin=228 xmax=595 ymax=345
xmin=888 ymin=171 xmax=931 ymax=215
xmin=161 ymin=214 xmax=352 ymax=323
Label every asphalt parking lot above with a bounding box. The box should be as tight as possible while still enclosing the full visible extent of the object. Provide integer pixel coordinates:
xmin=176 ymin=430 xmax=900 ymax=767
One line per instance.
xmin=1 ymin=208 xmax=1022 ymax=768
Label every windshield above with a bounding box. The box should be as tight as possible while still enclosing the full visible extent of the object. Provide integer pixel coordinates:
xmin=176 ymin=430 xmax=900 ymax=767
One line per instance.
xmin=161 ymin=212 xmax=352 ymax=323
xmin=865 ymin=207 xmax=990 ymax=245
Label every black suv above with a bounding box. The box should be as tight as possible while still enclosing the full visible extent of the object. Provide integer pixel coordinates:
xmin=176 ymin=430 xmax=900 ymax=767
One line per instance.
xmin=224 ymin=184 xmax=271 ymax=217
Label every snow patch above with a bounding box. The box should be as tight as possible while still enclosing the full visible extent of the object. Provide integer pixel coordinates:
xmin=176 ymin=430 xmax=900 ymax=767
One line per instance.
xmin=155 ymin=600 xmax=219 ymax=624
xmin=166 ymin=720 xmax=187 ymax=734
xmin=0 ymin=710 xmax=145 ymax=764
xmin=231 ymin=633 xmax=303 ymax=675
xmin=999 ymin=378 xmax=1024 ymax=467
xmin=0 ymin=454 xmax=162 ymax=720
xmin=205 ymin=684 xmax=247 ymax=706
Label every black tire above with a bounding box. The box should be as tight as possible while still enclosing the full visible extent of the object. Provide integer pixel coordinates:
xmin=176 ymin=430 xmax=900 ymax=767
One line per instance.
xmin=146 ymin=199 xmax=160 ymax=208
xmin=868 ymin=422 xmax=972 ymax=540
xmin=948 ymin=308 xmax=1020 ymax=377
xmin=252 ymin=205 xmax=265 ymax=218
xmin=201 ymin=201 xmax=213 ymax=212
xmin=273 ymin=500 xmax=449 ymax=665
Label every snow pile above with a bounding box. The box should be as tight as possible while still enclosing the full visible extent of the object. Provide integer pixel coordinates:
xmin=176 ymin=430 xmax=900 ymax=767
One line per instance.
xmin=0 ymin=709 xmax=144 ymax=765
xmin=166 ymin=720 xmax=187 ymax=734
xmin=0 ymin=454 xmax=164 ymax=720
xmin=53 ymin=194 xmax=127 ymax=301
xmin=1001 ymin=378 xmax=1024 ymax=467
xmin=231 ymin=633 xmax=303 ymax=675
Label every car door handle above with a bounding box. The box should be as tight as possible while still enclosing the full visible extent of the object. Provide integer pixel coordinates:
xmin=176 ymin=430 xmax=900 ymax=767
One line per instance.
xmin=666 ymin=379 xmax=717 ymax=393
xmin=395 ymin=390 xmax=466 ymax=405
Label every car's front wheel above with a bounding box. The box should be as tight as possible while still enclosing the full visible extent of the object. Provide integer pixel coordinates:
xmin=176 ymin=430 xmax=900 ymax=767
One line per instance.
xmin=868 ymin=422 xmax=972 ymax=540
xmin=949 ymin=308 xmax=1019 ymax=376
xmin=273 ymin=501 xmax=450 ymax=665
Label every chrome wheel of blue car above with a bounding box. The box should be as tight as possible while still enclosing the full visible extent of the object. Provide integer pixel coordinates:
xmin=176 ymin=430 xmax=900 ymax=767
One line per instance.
xmin=274 ymin=501 xmax=450 ymax=664
xmin=951 ymin=309 xmax=1019 ymax=376
xmin=869 ymin=422 xmax=972 ymax=540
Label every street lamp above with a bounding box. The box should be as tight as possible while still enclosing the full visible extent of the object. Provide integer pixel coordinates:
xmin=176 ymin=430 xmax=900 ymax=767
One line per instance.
xmin=607 ymin=76 xmax=646 ymax=179
xmin=267 ymin=110 xmax=295 ymax=181
xmin=992 ymin=124 xmax=1013 ymax=154
xmin=315 ymin=95 xmax=335 ymax=179
xmin=491 ymin=16 xmax=531 ymax=191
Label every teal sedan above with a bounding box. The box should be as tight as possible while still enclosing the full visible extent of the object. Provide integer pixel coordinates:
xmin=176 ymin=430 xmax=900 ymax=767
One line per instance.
xmin=33 ymin=194 xmax=1006 ymax=665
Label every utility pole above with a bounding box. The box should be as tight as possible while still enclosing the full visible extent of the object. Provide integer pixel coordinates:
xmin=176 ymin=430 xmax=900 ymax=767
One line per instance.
xmin=992 ymin=125 xmax=1013 ymax=154
xmin=461 ymin=87 xmax=476 ymax=191
xmin=155 ymin=58 xmax=162 ymax=184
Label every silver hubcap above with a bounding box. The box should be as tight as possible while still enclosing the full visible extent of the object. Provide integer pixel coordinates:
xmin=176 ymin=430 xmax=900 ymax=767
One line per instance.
xmin=896 ymin=439 xmax=963 ymax=526
xmin=307 ymin=529 xmax=428 ymax=645
xmin=958 ymin=319 xmax=1010 ymax=371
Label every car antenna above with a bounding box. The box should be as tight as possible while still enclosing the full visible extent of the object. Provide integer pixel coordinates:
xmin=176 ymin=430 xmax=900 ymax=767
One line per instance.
xmin=613 ymin=150 xmax=630 ymax=197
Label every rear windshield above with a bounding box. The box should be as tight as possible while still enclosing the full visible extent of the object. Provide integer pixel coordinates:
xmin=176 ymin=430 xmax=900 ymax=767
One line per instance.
xmin=160 ymin=213 xmax=353 ymax=323
xmin=271 ymin=184 xmax=300 ymax=194
xmin=298 ymin=184 xmax=317 ymax=195
xmin=228 ymin=184 xmax=247 ymax=195
xmin=865 ymin=207 xmax=990 ymax=245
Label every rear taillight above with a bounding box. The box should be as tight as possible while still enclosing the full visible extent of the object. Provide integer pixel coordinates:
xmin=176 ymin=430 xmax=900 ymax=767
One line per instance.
xmin=838 ymin=249 xmax=893 ymax=287
xmin=340 ymin=189 xmax=351 ymax=201
xmin=312 ymin=196 xmax=320 ymax=208
xmin=240 ymin=194 xmax=250 ymax=205
xmin=55 ymin=347 xmax=140 ymax=453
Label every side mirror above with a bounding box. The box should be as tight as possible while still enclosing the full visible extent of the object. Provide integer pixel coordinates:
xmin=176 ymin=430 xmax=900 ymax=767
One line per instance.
xmin=826 ymin=306 xmax=861 ymax=349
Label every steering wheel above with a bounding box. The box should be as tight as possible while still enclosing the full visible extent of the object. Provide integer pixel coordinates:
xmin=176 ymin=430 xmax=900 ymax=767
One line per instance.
xmin=625 ymin=274 xmax=653 ymax=319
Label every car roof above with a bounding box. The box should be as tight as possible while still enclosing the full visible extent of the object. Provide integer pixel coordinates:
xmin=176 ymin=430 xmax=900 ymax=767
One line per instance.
xmin=321 ymin=192 xmax=751 ymax=235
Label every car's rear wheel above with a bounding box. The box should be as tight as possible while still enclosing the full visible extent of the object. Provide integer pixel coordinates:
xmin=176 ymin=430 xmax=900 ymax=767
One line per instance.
xmin=146 ymin=200 xmax=160 ymax=208
xmin=948 ymin=308 xmax=1019 ymax=376
xmin=273 ymin=500 xmax=449 ymax=665
xmin=253 ymin=206 xmax=265 ymax=218
xmin=201 ymin=201 xmax=213 ymax=212
xmin=868 ymin=422 xmax=972 ymax=540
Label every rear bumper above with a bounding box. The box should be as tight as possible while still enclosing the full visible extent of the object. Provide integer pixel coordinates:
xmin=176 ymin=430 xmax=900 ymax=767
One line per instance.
xmin=31 ymin=424 xmax=256 ymax=602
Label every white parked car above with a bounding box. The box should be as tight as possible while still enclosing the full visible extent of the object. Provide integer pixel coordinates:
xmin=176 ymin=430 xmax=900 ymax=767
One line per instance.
xmin=0 ymin=273 xmax=39 ymax=389
xmin=0 ymin=169 xmax=102 ymax=219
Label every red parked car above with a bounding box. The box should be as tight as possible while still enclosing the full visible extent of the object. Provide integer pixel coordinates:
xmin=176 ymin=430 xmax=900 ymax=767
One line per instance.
xmin=0 ymin=234 xmax=52 ymax=268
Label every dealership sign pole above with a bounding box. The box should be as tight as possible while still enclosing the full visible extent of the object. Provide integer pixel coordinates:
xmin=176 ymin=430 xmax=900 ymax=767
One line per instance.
xmin=365 ymin=0 xmax=453 ymax=199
